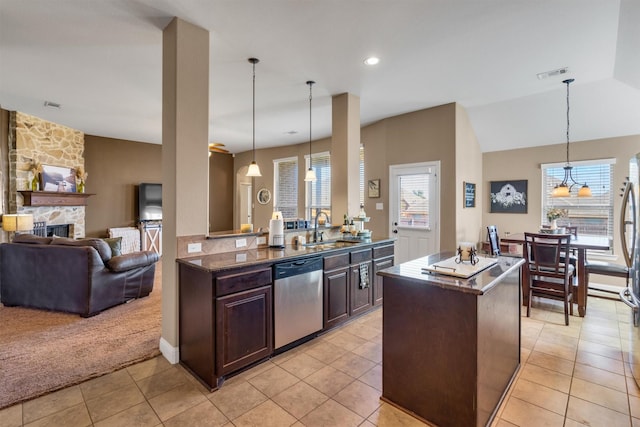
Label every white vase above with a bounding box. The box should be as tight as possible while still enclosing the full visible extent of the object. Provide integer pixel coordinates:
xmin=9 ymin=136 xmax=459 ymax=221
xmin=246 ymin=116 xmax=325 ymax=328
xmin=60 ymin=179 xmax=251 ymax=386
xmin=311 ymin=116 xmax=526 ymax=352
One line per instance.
xmin=550 ymin=219 xmax=558 ymax=230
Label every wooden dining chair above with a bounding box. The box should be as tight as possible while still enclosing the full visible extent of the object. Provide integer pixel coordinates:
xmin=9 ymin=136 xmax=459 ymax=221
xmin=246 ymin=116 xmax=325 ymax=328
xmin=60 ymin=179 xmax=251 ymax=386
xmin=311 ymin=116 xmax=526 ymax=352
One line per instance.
xmin=523 ymin=232 xmax=576 ymax=325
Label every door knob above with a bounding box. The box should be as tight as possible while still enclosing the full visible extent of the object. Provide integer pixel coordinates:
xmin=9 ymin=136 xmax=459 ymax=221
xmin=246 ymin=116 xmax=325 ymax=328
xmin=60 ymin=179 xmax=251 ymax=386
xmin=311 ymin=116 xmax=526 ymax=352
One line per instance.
xmin=393 ymin=230 xmax=398 ymax=234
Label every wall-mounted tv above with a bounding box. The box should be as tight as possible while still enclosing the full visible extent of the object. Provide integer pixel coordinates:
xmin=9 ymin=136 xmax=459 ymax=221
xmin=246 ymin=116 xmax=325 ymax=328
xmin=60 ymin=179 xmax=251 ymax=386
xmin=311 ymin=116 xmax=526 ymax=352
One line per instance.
xmin=138 ymin=183 xmax=162 ymax=221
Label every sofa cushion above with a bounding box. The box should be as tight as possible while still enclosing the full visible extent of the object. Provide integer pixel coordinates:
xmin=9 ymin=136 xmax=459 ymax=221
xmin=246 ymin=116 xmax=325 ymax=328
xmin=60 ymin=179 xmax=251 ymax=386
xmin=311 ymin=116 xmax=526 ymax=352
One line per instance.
xmin=12 ymin=234 xmax=53 ymax=245
xmin=52 ymin=237 xmax=112 ymax=262
xmin=102 ymin=237 xmax=122 ymax=257
xmin=107 ymin=251 xmax=159 ymax=272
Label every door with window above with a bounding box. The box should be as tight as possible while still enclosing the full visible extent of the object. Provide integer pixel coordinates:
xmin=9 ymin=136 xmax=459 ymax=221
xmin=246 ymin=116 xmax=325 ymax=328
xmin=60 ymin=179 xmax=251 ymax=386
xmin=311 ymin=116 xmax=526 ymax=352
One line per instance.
xmin=390 ymin=162 xmax=440 ymax=264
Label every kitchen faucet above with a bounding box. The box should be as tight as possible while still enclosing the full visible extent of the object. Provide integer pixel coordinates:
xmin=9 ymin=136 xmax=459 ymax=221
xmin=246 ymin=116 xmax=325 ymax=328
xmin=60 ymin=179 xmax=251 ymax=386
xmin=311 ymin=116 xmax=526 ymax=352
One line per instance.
xmin=313 ymin=211 xmax=329 ymax=243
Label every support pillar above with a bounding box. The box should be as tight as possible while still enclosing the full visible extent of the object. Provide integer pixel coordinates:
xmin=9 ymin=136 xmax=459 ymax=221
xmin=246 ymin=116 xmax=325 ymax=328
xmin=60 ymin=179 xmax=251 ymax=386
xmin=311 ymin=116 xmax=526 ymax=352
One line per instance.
xmin=161 ymin=17 xmax=210 ymax=362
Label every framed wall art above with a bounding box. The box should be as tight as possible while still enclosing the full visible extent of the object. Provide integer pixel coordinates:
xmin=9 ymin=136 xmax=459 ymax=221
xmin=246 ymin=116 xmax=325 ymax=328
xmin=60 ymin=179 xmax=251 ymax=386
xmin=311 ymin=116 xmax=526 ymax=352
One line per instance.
xmin=368 ymin=179 xmax=380 ymax=198
xmin=490 ymin=180 xmax=527 ymax=213
xmin=464 ymin=181 xmax=476 ymax=208
xmin=40 ymin=164 xmax=76 ymax=192
xmin=256 ymin=188 xmax=271 ymax=205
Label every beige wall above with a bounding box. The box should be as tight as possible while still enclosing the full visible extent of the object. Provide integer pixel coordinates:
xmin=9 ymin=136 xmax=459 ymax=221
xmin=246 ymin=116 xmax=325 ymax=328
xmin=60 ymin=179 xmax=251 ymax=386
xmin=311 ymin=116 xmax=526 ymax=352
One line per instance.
xmin=455 ymin=104 xmax=484 ymax=244
xmin=483 ymin=134 xmax=640 ymax=264
xmin=84 ymin=135 xmax=161 ymax=237
xmin=235 ymin=102 xmax=478 ymax=252
xmin=209 ymin=152 xmax=234 ymax=232
xmin=233 ymin=138 xmax=332 ymax=231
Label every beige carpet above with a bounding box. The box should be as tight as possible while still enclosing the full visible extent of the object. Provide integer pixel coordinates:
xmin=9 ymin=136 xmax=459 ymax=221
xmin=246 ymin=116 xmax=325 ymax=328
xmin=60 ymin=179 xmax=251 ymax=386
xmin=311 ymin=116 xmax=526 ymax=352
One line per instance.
xmin=0 ymin=262 xmax=162 ymax=409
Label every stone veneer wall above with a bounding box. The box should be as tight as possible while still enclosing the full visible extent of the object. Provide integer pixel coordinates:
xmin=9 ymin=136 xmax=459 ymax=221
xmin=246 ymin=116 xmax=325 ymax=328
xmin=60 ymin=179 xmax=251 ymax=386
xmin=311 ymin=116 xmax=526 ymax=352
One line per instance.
xmin=9 ymin=111 xmax=86 ymax=238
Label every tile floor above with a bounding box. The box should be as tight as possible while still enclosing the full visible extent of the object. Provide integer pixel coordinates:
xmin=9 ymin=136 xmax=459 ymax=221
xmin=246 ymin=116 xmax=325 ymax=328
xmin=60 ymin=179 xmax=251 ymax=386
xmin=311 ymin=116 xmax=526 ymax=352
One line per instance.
xmin=1 ymin=296 xmax=639 ymax=426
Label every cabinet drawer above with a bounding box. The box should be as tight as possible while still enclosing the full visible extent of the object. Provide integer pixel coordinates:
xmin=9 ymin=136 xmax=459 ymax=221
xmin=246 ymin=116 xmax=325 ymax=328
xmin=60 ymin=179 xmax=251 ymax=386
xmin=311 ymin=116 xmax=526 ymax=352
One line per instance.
xmin=350 ymin=248 xmax=372 ymax=264
xmin=324 ymin=253 xmax=350 ymax=270
xmin=373 ymin=244 xmax=394 ymax=259
xmin=216 ymin=267 xmax=272 ymax=297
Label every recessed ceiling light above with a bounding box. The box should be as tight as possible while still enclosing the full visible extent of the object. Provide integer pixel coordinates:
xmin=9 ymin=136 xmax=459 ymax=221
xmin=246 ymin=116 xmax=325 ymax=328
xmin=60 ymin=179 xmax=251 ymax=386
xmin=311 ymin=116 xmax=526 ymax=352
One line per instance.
xmin=364 ymin=57 xmax=380 ymax=66
xmin=536 ymin=67 xmax=568 ymax=80
xmin=43 ymin=100 xmax=61 ymax=109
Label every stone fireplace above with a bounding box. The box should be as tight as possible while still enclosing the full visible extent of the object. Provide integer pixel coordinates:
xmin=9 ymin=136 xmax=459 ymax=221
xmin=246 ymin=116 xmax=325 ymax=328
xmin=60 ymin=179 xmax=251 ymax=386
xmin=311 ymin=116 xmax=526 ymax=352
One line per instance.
xmin=7 ymin=111 xmax=86 ymax=238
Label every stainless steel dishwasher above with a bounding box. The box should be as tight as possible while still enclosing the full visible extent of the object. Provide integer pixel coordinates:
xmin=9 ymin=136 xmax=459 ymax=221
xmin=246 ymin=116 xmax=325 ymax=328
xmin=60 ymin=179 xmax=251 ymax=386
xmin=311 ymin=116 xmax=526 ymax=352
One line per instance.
xmin=273 ymin=257 xmax=323 ymax=349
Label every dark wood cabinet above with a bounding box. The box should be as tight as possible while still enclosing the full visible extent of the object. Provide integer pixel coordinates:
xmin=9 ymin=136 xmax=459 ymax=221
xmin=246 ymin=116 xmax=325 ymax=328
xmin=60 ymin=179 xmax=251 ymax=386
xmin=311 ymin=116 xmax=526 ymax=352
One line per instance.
xmin=216 ymin=285 xmax=272 ymax=375
xmin=179 ymin=263 xmax=272 ymax=390
xmin=179 ymin=239 xmax=394 ymax=390
xmin=324 ymin=265 xmax=350 ymax=329
xmin=350 ymin=261 xmax=372 ymax=316
xmin=373 ymin=256 xmax=393 ymax=306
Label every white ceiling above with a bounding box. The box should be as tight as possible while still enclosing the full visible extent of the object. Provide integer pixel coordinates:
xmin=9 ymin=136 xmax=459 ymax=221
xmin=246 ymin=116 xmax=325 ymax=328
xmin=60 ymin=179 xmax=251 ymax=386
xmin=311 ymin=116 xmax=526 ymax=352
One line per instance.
xmin=1 ymin=0 xmax=639 ymax=154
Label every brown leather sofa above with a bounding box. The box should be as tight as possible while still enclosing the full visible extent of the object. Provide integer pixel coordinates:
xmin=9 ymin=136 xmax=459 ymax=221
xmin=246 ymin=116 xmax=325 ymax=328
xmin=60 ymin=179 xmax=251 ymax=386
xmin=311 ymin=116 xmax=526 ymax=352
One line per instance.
xmin=0 ymin=234 xmax=160 ymax=317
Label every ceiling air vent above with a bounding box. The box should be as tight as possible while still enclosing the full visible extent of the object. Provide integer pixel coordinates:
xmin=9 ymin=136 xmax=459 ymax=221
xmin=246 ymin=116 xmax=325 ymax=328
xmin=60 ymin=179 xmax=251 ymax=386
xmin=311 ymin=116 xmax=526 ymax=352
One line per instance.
xmin=536 ymin=67 xmax=569 ymax=80
xmin=43 ymin=101 xmax=61 ymax=109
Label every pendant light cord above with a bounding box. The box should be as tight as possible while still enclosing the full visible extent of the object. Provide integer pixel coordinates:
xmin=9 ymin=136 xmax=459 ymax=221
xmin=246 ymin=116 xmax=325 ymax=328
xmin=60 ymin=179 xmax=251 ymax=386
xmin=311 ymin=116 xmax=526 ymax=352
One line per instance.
xmin=565 ymin=79 xmax=571 ymax=167
xmin=252 ymin=60 xmax=256 ymax=162
xmin=307 ymin=81 xmax=314 ymax=160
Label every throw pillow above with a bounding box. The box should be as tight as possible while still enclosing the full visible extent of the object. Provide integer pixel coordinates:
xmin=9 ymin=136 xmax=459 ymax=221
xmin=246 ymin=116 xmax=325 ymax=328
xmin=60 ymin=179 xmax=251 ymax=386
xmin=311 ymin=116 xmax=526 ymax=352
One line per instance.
xmin=102 ymin=237 xmax=122 ymax=257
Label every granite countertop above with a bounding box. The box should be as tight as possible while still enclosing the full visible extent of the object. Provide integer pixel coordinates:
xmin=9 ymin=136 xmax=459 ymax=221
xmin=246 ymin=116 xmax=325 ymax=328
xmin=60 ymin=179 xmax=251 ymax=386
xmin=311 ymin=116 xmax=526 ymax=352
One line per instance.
xmin=177 ymin=237 xmax=395 ymax=273
xmin=377 ymin=251 xmax=524 ymax=295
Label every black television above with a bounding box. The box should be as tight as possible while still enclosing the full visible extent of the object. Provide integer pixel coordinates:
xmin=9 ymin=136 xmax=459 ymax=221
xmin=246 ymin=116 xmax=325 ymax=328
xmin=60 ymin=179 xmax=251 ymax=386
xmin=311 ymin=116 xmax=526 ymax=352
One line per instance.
xmin=138 ymin=183 xmax=162 ymax=221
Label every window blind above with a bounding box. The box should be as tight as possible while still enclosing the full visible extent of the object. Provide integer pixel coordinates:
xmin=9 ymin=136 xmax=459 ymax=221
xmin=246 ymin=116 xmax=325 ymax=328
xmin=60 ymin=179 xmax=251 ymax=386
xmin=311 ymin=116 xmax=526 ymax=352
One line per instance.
xmin=541 ymin=158 xmax=615 ymax=243
xmin=273 ymin=157 xmax=298 ymax=219
xmin=306 ymin=152 xmax=331 ymax=221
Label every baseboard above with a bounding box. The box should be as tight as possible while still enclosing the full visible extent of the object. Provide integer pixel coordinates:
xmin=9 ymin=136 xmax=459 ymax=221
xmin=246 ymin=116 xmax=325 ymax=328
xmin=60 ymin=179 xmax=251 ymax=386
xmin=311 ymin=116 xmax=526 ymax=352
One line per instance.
xmin=159 ymin=337 xmax=180 ymax=364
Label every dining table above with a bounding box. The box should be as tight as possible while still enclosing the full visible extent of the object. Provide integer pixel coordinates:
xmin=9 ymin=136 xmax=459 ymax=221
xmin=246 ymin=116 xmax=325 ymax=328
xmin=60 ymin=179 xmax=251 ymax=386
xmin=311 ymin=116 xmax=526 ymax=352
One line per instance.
xmin=501 ymin=232 xmax=611 ymax=317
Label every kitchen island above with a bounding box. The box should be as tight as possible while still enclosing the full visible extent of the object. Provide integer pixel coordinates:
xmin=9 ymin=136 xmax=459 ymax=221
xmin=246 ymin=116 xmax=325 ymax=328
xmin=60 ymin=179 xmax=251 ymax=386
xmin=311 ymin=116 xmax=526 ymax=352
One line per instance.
xmin=378 ymin=252 xmax=523 ymax=427
xmin=177 ymin=238 xmax=394 ymax=390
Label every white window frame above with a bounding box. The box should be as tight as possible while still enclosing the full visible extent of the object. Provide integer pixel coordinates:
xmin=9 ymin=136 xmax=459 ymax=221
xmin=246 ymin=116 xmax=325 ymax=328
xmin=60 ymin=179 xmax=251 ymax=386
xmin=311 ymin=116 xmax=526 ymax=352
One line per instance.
xmin=541 ymin=157 xmax=616 ymax=253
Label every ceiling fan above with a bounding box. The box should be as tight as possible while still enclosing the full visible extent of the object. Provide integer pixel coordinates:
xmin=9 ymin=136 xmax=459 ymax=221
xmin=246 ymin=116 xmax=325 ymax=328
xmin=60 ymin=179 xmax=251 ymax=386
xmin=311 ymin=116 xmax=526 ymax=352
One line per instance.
xmin=208 ymin=142 xmax=229 ymax=154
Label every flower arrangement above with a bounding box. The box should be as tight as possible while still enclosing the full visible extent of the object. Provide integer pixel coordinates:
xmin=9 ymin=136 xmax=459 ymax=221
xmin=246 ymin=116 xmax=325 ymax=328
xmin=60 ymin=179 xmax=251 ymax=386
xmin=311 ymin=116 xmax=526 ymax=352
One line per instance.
xmin=547 ymin=208 xmax=568 ymax=222
xmin=75 ymin=166 xmax=88 ymax=193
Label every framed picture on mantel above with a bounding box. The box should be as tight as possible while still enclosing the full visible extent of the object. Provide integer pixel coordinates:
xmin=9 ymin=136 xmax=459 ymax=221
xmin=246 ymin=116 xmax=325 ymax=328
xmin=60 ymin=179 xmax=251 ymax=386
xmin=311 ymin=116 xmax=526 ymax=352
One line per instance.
xmin=40 ymin=164 xmax=76 ymax=193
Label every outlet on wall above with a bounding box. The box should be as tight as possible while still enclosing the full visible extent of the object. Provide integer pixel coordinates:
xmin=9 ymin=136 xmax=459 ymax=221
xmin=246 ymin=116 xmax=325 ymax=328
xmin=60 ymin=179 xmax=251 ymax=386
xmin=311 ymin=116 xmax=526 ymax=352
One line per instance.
xmin=187 ymin=243 xmax=202 ymax=253
xmin=235 ymin=238 xmax=247 ymax=248
xmin=257 ymin=236 xmax=266 ymax=245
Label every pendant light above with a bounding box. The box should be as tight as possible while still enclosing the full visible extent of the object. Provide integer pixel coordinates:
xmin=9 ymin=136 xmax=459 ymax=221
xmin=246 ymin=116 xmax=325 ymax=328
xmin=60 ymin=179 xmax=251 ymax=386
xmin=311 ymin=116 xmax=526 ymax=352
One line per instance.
xmin=551 ymin=78 xmax=592 ymax=197
xmin=246 ymin=57 xmax=262 ymax=177
xmin=304 ymin=80 xmax=317 ymax=182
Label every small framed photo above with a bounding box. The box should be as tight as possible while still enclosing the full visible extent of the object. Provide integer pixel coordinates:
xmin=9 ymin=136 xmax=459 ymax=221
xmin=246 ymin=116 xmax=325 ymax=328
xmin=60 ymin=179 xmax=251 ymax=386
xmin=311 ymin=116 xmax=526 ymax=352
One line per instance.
xmin=464 ymin=182 xmax=476 ymax=208
xmin=256 ymin=188 xmax=271 ymax=205
xmin=490 ymin=180 xmax=528 ymax=213
xmin=368 ymin=179 xmax=380 ymax=198
xmin=40 ymin=164 xmax=76 ymax=192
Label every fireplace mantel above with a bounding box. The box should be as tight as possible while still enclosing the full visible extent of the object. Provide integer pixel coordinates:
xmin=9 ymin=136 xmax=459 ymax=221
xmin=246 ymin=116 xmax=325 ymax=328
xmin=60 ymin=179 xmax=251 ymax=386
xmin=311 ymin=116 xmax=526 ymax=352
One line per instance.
xmin=19 ymin=191 xmax=94 ymax=207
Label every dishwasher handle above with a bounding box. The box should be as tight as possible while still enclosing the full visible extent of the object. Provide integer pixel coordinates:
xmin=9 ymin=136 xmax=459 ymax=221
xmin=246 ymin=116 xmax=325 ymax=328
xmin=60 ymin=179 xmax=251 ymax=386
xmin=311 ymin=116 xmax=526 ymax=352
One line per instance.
xmin=274 ymin=257 xmax=323 ymax=280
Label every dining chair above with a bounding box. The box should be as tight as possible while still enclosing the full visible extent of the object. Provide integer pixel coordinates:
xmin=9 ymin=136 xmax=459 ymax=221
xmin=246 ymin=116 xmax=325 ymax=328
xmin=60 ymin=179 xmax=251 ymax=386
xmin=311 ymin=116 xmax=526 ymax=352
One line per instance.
xmin=523 ymin=232 xmax=575 ymax=325
xmin=487 ymin=225 xmax=500 ymax=256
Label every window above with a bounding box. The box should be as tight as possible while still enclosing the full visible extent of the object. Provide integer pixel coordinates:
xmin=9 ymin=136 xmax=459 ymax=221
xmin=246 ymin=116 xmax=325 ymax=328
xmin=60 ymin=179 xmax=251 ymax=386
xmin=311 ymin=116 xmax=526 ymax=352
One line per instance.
xmin=305 ymin=151 xmax=331 ymax=221
xmin=542 ymin=158 xmax=615 ymax=245
xmin=273 ymin=157 xmax=298 ymax=219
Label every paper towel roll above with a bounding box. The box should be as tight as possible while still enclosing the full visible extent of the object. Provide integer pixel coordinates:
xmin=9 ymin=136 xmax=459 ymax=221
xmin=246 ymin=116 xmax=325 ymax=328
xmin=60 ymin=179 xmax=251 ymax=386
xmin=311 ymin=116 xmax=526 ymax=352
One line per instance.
xmin=269 ymin=218 xmax=284 ymax=247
